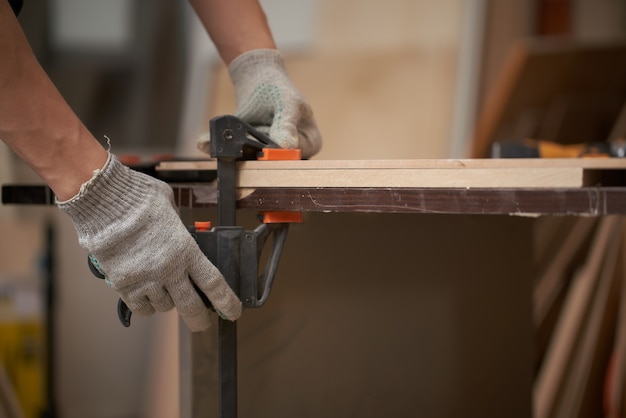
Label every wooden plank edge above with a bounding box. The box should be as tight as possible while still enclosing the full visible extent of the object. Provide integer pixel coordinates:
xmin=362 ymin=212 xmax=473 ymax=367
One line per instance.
xmin=237 ymin=167 xmax=584 ymax=188
xmin=158 ymin=158 xmax=626 ymax=171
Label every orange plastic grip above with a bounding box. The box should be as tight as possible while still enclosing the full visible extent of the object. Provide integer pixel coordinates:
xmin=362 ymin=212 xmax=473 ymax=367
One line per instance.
xmin=258 ymin=148 xmax=302 ymax=161
xmin=259 ymin=211 xmax=303 ymax=224
xmin=194 ymin=221 xmax=212 ymax=231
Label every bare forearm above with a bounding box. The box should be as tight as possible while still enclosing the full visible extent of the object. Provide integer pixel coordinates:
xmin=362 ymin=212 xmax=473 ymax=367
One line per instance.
xmin=0 ymin=1 xmax=107 ymax=201
xmin=189 ymin=0 xmax=276 ymax=65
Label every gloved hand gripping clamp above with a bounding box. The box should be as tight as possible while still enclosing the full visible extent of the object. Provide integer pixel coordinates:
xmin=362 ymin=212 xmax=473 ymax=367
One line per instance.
xmin=89 ymin=115 xmax=293 ymax=320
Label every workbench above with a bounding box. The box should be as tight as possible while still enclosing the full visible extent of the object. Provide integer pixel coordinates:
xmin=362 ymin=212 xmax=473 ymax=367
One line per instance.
xmin=161 ymin=158 xmax=626 ymax=216
xmin=155 ymin=158 xmax=626 ymax=418
xmin=3 ymin=157 xmax=624 ymax=417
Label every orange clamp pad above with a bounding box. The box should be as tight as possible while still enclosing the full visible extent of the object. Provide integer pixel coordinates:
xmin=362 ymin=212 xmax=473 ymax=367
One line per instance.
xmin=258 ymin=148 xmax=302 ymax=161
xmin=259 ymin=211 xmax=303 ymax=224
xmin=194 ymin=221 xmax=212 ymax=231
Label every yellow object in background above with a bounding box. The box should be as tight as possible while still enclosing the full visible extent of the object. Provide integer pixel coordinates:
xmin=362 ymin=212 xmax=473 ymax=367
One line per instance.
xmin=0 ymin=286 xmax=45 ymax=418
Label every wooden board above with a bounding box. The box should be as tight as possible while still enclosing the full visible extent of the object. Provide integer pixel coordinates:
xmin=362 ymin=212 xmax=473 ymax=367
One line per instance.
xmin=158 ymin=158 xmax=626 ymax=189
xmin=533 ymin=217 xmax=598 ymax=368
xmin=533 ymin=217 xmax=622 ymax=418
xmin=552 ymin=218 xmax=622 ymax=417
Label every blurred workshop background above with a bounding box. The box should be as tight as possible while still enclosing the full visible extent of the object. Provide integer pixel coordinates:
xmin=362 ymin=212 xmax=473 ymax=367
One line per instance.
xmin=1 ymin=0 xmax=626 ymax=417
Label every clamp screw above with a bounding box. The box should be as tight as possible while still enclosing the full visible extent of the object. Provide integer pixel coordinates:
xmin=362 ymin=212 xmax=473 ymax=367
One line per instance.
xmin=223 ymin=129 xmax=234 ymax=141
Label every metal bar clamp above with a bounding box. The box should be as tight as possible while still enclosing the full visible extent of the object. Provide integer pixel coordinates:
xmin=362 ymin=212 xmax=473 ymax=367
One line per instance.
xmin=202 ymin=115 xmax=301 ymax=418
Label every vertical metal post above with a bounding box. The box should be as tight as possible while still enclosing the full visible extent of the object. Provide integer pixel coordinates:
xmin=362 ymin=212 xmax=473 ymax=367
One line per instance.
xmin=218 ymin=319 xmax=237 ymax=418
xmin=210 ymin=114 xmax=280 ymax=418
xmin=216 ymin=157 xmax=238 ymax=418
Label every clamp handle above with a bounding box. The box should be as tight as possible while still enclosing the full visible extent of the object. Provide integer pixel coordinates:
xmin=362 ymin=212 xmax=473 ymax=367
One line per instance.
xmin=191 ymin=222 xmax=290 ymax=310
xmin=88 ymin=254 xmax=214 ymax=327
xmin=242 ymin=223 xmax=290 ymax=308
xmin=87 ymin=255 xmax=132 ymax=327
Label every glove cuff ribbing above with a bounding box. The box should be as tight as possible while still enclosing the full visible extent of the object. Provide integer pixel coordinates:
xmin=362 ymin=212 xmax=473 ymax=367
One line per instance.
xmin=228 ymin=49 xmax=286 ymax=82
xmin=57 ymin=154 xmax=164 ymax=239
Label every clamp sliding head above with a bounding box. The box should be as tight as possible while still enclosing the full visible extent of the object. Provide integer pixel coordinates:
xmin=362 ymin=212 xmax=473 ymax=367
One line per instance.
xmin=210 ymin=115 xmax=282 ymax=226
xmin=209 ymin=115 xmax=304 ymax=227
xmin=209 ymin=115 xmax=281 ymax=160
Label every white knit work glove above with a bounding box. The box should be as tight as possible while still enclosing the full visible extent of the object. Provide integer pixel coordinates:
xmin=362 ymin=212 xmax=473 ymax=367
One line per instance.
xmin=198 ymin=49 xmax=322 ymax=159
xmin=58 ymin=154 xmax=242 ymax=332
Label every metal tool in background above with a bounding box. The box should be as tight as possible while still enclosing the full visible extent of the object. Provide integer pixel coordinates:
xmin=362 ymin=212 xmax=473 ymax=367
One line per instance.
xmin=491 ymin=138 xmax=626 ymax=158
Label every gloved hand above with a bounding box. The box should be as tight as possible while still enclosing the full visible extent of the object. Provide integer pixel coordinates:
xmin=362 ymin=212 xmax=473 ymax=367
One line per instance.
xmin=58 ymin=153 xmax=242 ymax=331
xmin=198 ymin=49 xmax=322 ymax=159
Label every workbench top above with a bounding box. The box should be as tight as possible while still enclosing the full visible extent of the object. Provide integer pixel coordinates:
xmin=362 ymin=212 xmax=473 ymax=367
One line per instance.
xmin=161 ymin=158 xmax=626 ymax=216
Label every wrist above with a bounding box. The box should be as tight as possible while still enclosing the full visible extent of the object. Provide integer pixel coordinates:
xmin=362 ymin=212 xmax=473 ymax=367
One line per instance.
xmin=7 ymin=120 xmax=109 ymax=202
xmin=48 ymin=140 xmax=109 ymax=201
xmin=228 ymin=49 xmax=285 ymax=82
xmin=222 ymin=44 xmax=277 ymax=66
xmin=189 ymin=0 xmax=276 ymax=65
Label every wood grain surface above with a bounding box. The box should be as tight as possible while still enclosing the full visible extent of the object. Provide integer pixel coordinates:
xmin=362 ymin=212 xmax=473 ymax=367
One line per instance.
xmin=159 ymin=158 xmax=626 ymax=189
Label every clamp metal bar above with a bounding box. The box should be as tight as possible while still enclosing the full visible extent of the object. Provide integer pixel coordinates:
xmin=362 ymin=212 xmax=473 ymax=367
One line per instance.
xmin=218 ymin=320 xmax=238 ymax=417
xmin=208 ymin=115 xmax=283 ymax=418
